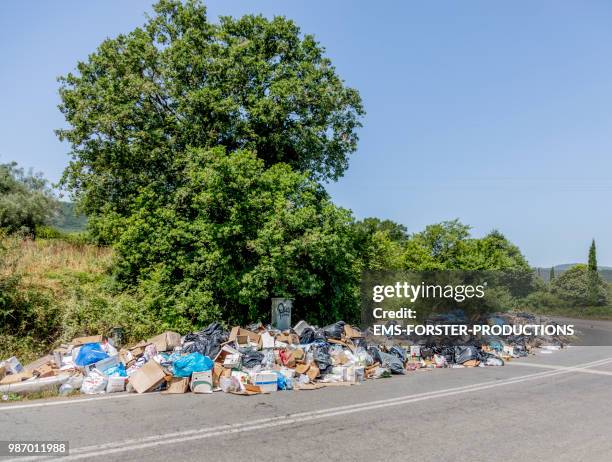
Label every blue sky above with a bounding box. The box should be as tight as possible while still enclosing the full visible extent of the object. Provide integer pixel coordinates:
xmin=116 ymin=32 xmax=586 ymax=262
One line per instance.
xmin=1 ymin=1 xmax=611 ymax=267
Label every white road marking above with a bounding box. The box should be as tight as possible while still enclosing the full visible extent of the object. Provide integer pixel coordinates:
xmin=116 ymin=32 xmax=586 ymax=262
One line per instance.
xmin=7 ymin=356 xmax=612 ymax=462
xmin=508 ymin=360 xmax=612 ymax=376
xmin=0 ymin=390 xmax=149 ymax=411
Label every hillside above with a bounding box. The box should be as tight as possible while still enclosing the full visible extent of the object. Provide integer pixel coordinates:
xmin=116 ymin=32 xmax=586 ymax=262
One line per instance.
xmin=50 ymin=201 xmax=87 ymax=233
xmin=534 ymin=264 xmax=612 ymax=282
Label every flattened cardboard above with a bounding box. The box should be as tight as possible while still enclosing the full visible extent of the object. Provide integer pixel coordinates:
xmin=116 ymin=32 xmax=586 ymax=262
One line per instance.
xmin=33 ymin=363 xmax=56 ymax=378
xmin=0 ymin=370 xmax=33 ymax=385
xmin=228 ymin=327 xmax=260 ymax=345
xmin=71 ymin=335 xmax=104 ymax=346
xmin=128 ymin=360 xmax=165 ymax=393
xmin=147 ymin=331 xmax=181 ymax=352
xmin=343 ymin=325 xmax=363 ymax=339
xmin=162 ymin=377 xmax=190 ymax=394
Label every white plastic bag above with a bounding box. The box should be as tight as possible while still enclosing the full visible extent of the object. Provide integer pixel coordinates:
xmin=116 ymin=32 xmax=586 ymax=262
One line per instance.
xmin=81 ymin=370 xmax=108 ymax=394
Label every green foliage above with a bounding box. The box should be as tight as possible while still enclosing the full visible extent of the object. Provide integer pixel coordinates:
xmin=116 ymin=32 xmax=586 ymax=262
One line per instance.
xmin=402 ymin=220 xmax=530 ymax=271
xmin=551 ymin=264 xmax=608 ymax=307
xmin=0 ymin=162 xmax=58 ymax=236
xmin=112 ymin=148 xmax=361 ymax=326
xmin=352 ymin=218 xmax=407 ymax=271
xmin=57 ymin=0 xmax=364 ymax=242
xmin=549 ymin=266 xmax=555 ymax=280
xmin=588 ymin=239 xmax=597 ymax=272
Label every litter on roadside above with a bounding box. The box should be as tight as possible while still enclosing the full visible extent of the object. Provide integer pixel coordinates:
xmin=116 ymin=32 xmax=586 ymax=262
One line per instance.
xmin=0 ymin=313 xmax=570 ymax=397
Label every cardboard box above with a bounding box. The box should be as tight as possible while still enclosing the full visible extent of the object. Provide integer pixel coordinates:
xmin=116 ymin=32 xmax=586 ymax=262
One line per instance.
xmin=128 ymin=360 xmax=166 ymax=393
xmin=147 ymin=331 xmax=181 ymax=352
xmin=191 ymin=370 xmax=213 ymax=394
xmin=0 ymin=363 xmax=5 ymax=380
xmin=228 ymin=327 xmax=261 ymax=345
xmin=276 ymin=333 xmax=299 ymax=345
xmin=343 ymin=325 xmax=363 ymax=339
xmin=84 ymin=355 xmax=119 ymax=376
xmin=128 ymin=341 xmax=150 ymax=358
xmin=252 ymin=371 xmax=277 ymax=392
xmin=0 ymin=370 xmax=33 ymax=385
xmin=162 ymin=377 xmax=190 ymax=394
xmin=295 ymin=364 xmax=310 ymax=375
xmin=306 ymin=364 xmax=320 ymax=381
xmin=33 ymin=363 xmax=56 ymax=378
xmin=106 ymin=376 xmax=126 ymax=393
xmin=71 ymin=335 xmax=104 ymax=346
xmin=214 ymin=345 xmax=242 ymax=367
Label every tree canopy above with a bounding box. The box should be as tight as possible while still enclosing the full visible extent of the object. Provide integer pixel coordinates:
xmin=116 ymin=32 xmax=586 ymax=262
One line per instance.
xmin=57 ymin=0 xmax=364 ymax=242
xmin=113 ymin=147 xmax=361 ymax=327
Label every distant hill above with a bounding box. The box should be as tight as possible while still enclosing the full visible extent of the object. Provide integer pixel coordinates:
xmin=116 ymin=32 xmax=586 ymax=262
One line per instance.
xmin=534 ymin=264 xmax=612 ymax=282
xmin=50 ymin=201 xmax=87 ymax=233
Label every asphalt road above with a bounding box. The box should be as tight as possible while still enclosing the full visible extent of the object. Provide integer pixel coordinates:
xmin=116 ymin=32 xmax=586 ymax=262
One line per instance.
xmin=2 ymin=322 xmax=612 ymax=461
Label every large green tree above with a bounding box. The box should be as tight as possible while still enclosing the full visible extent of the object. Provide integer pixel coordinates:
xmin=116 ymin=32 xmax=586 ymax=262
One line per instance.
xmin=113 ymin=148 xmax=362 ymax=328
xmin=57 ymin=0 xmax=364 ymax=242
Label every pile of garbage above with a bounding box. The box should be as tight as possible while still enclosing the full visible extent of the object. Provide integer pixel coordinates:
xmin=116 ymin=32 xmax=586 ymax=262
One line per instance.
xmin=0 ymin=314 xmax=568 ymax=397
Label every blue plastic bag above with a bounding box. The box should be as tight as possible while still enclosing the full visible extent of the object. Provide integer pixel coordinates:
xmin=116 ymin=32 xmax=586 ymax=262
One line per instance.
xmin=172 ymin=353 xmax=213 ymax=377
xmin=75 ymin=343 xmax=109 ymax=366
xmin=104 ymin=362 xmax=127 ymax=377
xmin=274 ymin=371 xmax=287 ymax=390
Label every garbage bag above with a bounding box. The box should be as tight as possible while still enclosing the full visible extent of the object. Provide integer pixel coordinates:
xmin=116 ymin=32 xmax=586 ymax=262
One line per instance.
xmin=378 ymin=352 xmax=405 ymax=374
xmin=314 ymin=329 xmax=328 ymax=342
xmin=313 ymin=344 xmax=332 ymax=373
xmin=299 ymin=327 xmax=316 ymax=344
xmin=481 ymin=352 xmax=504 ymax=366
xmin=322 ymin=321 xmax=345 ymax=340
xmin=81 ymin=370 xmax=108 ymax=394
xmin=352 ymin=337 xmax=368 ymax=349
xmin=172 ymin=353 xmax=213 ymax=377
xmin=75 ymin=343 xmax=109 ymax=366
xmin=454 ymin=345 xmax=480 ymax=364
xmin=420 ymin=347 xmax=433 ymax=360
xmin=104 ymin=363 xmax=127 ymax=377
xmin=388 ymin=346 xmax=406 ymax=362
xmin=367 ymin=345 xmax=382 ymax=364
xmin=183 ymin=322 xmax=227 ymax=359
xmin=241 ymin=350 xmax=264 ymax=369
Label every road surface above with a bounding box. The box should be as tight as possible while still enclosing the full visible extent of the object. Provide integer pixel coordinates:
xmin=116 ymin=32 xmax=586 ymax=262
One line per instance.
xmin=2 ymin=320 xmax=612 ymax=461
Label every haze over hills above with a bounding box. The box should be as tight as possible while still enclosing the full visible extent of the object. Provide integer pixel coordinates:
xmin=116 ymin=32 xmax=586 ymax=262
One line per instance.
xmin=534 ymin=264 xmax=612 ymax=282
xmin=50 ymin=201 xmax=87 ymax=233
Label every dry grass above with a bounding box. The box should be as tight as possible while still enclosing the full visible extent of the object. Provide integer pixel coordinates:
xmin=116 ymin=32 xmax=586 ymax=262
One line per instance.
xmin=4 ymin=238 xmax=113 ymax=295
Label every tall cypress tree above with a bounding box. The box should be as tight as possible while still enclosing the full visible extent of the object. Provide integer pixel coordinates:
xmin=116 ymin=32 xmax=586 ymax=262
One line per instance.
xmin=587 ymin=239 xmax=600 ymax=305
xmin=588 ymin=239 xmax=598 ymax=273
xmin=549 ymin=266 xmax=555 ymax=281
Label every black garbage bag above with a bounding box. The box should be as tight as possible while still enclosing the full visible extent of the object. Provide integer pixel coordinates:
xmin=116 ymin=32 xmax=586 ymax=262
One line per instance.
xmin=322 ymin=321 xmax=345 ymax=340
xmin=367 ymin=345 xmax=382 ymax=364
xmin=314 ymin=329 xmax=328 ymax=342
xmin=454 ymin=345 xmax=481 ymax=364
xmin=388 ymin=345 xmax=406 ymax=362
xmin=299 ymin=327 xmax=316 ymax=344
xmin=352 ymin=337 xmax=368 ymax=349
xmin=313 ymin=344 xmax=332 ymax=373
xmin=241 ymin=350 xmax=265 ymax=369
xmin=379 ymin=352 xmax=405 ymax=374
xmin=420 ymin=347 xmax=433 ymax=360
xmin=183 ymin=322 xmax=227 ymax=358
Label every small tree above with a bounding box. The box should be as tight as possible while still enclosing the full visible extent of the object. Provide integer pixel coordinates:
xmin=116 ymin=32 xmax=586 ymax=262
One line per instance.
xmin=588 ymin=239 xmax=600 ymax=305
xmin=588 ymin=239 xmax=598 ymax=272
xmin=549 ymin=266 xmax=555 ymax=281
xmin=0 ymin=162 xmax=58 ymax=236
